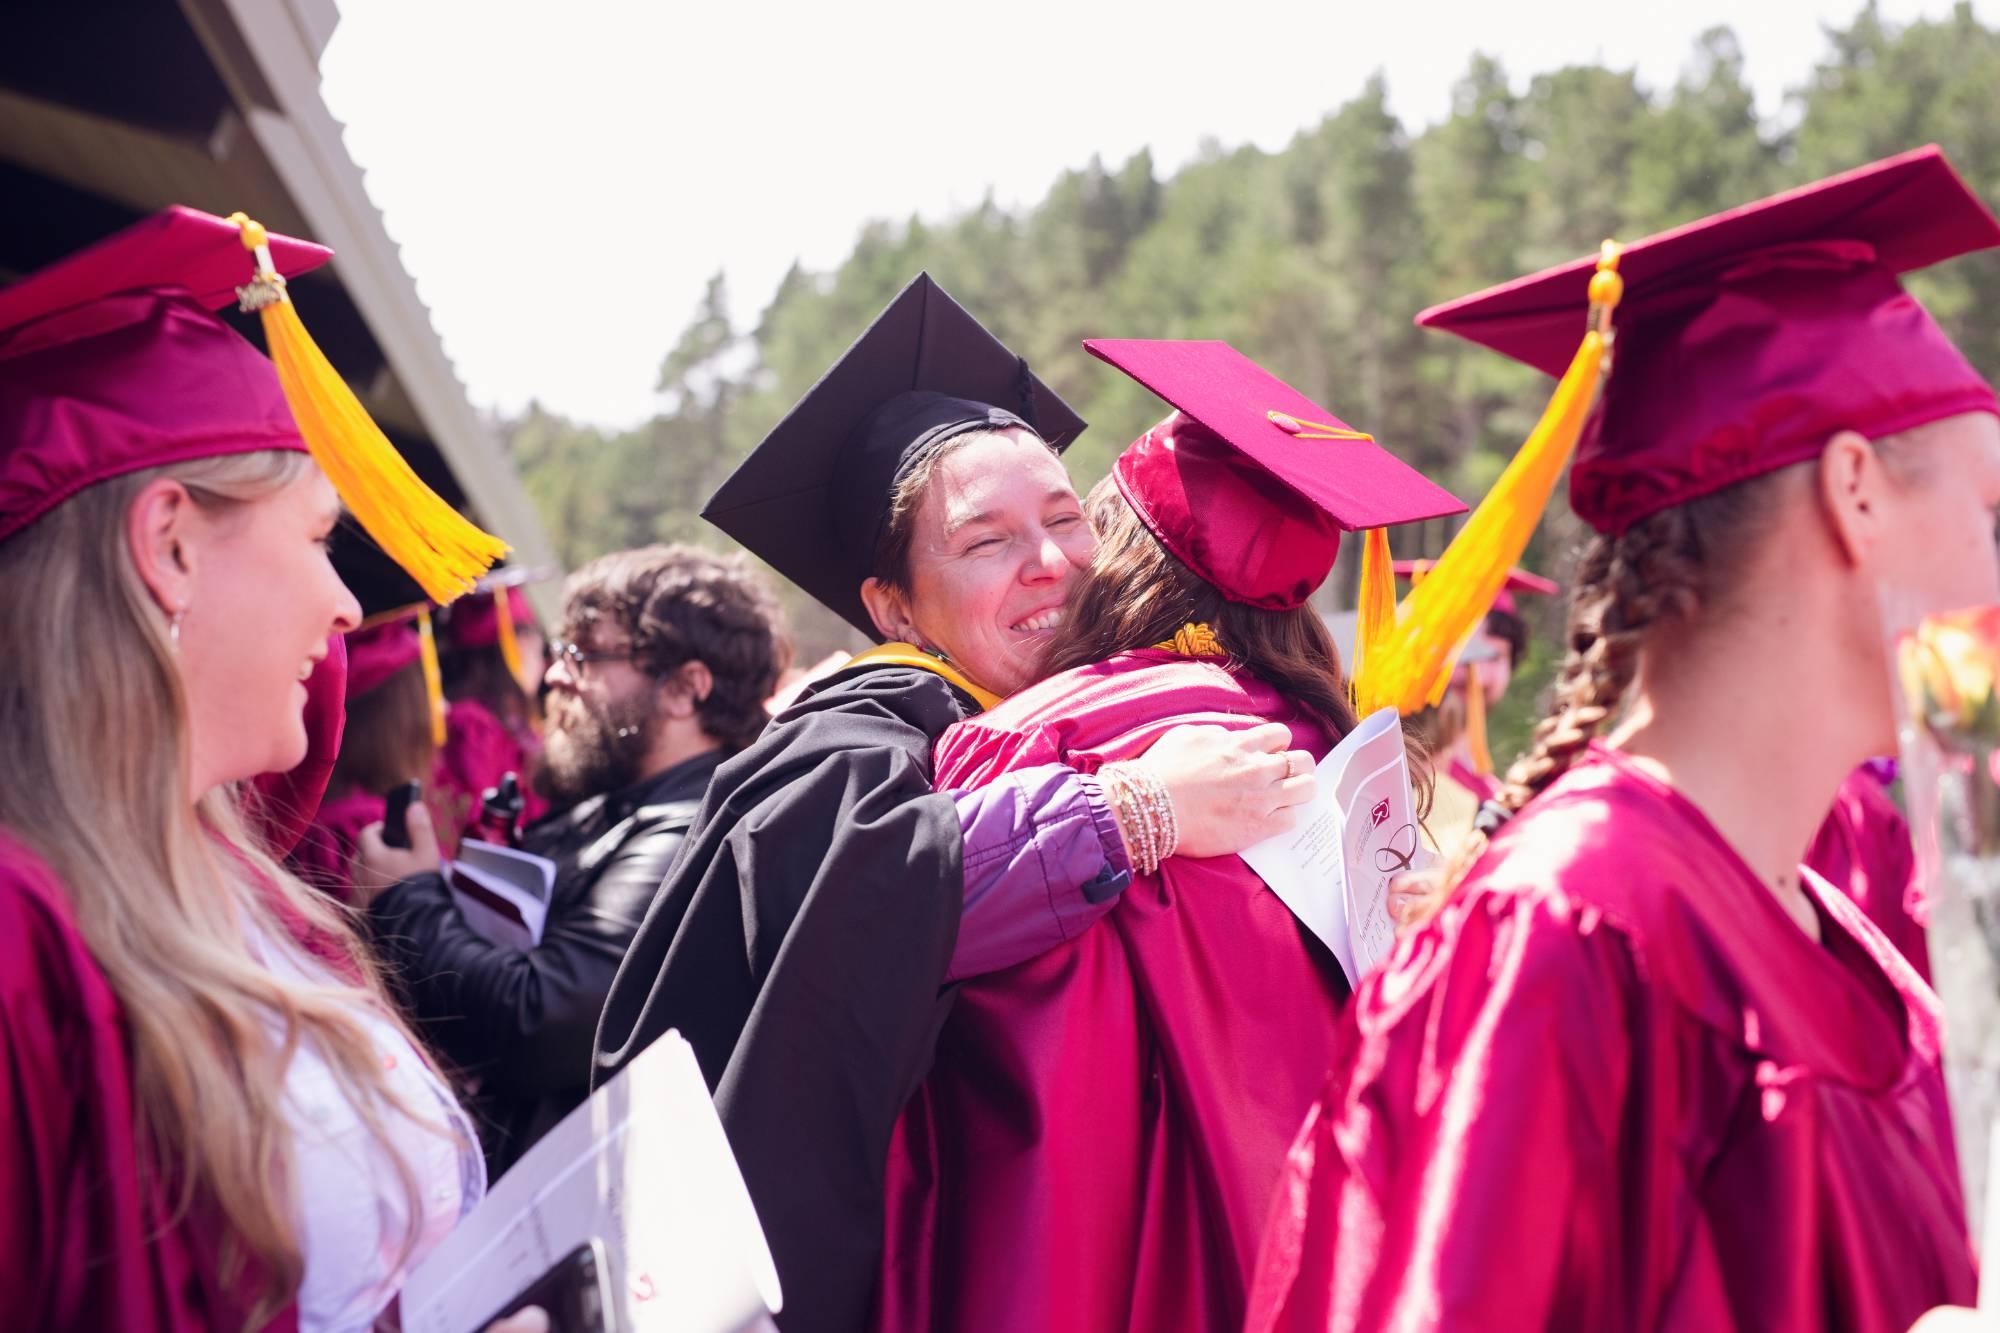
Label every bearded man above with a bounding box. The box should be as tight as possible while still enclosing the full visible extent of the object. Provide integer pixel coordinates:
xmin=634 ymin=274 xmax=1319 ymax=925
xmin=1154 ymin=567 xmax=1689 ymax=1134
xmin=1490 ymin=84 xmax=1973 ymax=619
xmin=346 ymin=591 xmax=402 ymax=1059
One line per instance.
xmin=356 ymin=544 xmax=784 ymax=1175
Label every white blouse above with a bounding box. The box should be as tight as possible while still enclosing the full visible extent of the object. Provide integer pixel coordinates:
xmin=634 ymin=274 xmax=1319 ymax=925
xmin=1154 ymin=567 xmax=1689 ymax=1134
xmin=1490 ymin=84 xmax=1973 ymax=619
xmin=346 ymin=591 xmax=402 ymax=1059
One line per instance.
xmin=254 ymin=928 xmax=486 ymax=1332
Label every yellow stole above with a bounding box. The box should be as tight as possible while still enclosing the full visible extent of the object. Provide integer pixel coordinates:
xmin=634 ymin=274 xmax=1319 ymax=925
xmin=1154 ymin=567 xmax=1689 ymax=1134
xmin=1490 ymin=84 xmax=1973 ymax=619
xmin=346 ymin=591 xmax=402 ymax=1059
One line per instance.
xmin=845 ymin=642 xmax=1003 ymax=711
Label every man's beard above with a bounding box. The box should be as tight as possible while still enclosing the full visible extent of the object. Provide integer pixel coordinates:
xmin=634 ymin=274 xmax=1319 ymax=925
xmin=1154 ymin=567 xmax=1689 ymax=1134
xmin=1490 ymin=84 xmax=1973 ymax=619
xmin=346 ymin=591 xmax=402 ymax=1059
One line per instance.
xmin=535 ymin=687 xmax=654 ymax=807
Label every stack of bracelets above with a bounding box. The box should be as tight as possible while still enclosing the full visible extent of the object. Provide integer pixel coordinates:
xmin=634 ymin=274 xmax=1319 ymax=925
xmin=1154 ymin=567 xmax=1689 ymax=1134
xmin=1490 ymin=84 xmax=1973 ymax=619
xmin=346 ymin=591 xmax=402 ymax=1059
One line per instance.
xmin=1099 ymin=760 xmax=1180 ymax=876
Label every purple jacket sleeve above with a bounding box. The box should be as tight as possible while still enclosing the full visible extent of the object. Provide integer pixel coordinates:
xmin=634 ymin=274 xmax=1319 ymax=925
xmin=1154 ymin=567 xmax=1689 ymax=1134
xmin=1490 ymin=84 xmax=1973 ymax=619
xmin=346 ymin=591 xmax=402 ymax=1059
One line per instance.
xmin=946 ymin=763 xmax=1132 ymax=982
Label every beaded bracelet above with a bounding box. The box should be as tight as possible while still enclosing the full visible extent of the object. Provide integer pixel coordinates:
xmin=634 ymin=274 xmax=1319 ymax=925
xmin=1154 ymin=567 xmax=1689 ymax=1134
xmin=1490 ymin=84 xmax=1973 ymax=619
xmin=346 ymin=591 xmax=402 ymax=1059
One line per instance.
xmin=1101 ymin=760 xmax=1180 ymax=876
xmin=1127 ymin=762 xmax=1178 ymax=864
xmin=1100 ymin=765 xmax=1146 ymax=874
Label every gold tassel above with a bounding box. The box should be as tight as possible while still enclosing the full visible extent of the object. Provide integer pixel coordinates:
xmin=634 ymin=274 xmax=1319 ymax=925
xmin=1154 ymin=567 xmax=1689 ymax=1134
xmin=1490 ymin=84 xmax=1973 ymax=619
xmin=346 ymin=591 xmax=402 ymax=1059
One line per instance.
xmin=416 ymin=606 xmax=448 ymax=748
xmin=494 ymin=592 xmax=525 ymax=684
xmin=1351 ymin=528 xmax=1396 ymax=698
xmin=1464 ymin=661 xmax=1494 ymax=776
xmin=1354 ymin=241 xmax=1623 ymax=716
xmin=230 ymin=214 xmax=508 ymax=604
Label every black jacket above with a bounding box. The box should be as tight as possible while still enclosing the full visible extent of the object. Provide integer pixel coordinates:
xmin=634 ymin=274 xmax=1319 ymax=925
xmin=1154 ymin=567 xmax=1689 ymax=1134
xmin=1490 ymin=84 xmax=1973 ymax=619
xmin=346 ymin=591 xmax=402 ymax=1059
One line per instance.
xmin=594 ymin=664 xmax=969 ymax=1333
xmin=369 ymin=748 xmax=723 ymax=1176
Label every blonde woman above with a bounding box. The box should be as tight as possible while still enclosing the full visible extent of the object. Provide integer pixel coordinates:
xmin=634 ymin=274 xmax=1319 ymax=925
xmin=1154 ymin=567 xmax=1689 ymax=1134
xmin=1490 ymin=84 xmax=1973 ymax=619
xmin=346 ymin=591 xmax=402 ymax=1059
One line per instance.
xmin=0 ymin=210 xmax=500 ymax=1331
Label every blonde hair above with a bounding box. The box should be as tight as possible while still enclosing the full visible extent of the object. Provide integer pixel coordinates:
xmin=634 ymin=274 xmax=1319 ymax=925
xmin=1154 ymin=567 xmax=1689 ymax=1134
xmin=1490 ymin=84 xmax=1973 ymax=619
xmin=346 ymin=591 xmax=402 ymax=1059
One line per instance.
xmin=0 ymin=450 xmax=463 ymax=1328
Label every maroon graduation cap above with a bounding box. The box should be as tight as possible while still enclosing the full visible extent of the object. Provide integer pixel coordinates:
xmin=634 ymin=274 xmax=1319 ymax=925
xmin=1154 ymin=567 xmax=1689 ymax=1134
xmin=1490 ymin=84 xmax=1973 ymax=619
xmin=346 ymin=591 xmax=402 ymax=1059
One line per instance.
xmin=1418 ymin=145 xmax=2000 ymax=534
xmin=1086 ymin=338 xmax=1465 ymax=609
xmin=0 ymin=206 xmax=333 ymax=544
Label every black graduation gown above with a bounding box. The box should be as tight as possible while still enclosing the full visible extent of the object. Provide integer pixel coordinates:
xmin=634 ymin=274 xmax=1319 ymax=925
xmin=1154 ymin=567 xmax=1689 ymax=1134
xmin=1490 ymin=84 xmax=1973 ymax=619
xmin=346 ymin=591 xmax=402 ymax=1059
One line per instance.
xmin=593 ymin=662 xmax=969 ymax=1333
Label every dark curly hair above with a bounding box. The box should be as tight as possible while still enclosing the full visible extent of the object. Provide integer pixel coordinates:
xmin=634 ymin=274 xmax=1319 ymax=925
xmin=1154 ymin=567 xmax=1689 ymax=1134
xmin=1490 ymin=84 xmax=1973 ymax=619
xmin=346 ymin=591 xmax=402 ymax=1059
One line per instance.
xmin=562 ymin=544 xmax=788 ymax=752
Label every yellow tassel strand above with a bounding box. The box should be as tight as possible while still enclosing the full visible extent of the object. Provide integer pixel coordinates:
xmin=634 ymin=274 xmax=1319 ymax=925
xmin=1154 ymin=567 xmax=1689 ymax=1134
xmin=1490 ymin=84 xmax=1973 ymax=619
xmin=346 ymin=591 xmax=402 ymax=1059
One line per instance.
xmin=1353 ymin=241 xmax=1623 ymax=716
xmin=416 ymin=606 xmax=448 ymax=748
xmin=494 ymin=591 xmax=525 ymax=685
xmin=1350 ymin=528 xmax=1397 ymax=696
xmin=1464 ymin=661 xmax=1495 ymax=776
xmin=230 ymin=213 xmax=508 ymax=604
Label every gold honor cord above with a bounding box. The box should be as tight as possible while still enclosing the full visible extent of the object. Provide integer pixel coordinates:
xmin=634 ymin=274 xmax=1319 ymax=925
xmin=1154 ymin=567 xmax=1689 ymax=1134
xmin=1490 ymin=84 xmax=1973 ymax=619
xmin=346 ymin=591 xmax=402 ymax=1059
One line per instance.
xmin=1352 ymin=241 xmax=1624 ymax=717
xmin=231 ymin=213 xmax=509 ymax=604
xmin=1150 ymin=622 xmax=1226 ymax=658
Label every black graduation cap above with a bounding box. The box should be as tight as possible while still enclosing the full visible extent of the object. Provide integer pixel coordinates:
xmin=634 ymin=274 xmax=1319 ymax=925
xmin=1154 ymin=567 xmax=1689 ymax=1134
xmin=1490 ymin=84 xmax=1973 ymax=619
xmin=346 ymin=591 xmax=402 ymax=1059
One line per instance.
xmin=704 ymin=273 xmax=1087 ymax=639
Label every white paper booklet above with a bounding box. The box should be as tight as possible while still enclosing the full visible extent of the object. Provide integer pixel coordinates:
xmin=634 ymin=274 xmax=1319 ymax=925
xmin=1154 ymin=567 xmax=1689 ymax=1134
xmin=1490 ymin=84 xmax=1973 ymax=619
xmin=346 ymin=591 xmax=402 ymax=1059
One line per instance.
xmin=399 ymin=1031 xmax=781 ymax=1333
xmin=447 ymin=839 xmax=557 ymax=949
xmin=1240 ymin=706 xmax=1422 ymax=987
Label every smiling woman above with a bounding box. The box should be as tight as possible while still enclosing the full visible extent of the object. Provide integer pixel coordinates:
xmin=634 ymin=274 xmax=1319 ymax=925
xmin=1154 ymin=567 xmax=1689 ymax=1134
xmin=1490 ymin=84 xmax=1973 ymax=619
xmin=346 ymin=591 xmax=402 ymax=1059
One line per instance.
xmin=859 ymin=426 xmax=1095 ymax=696
xmin=875 ymin=337 xmax=1465 ymax=1333
xmin=594 ymin=275 xmax=1324 ymax=1333
xmin=0 ymin=207 xmax=495 ymax=1331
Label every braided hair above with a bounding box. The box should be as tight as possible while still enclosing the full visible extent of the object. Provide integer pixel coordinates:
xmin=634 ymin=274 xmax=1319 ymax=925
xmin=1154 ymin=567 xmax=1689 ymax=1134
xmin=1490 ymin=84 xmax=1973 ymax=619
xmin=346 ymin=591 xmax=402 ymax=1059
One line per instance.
xmin=1432 ymin=471 xmax=1783 ymax=899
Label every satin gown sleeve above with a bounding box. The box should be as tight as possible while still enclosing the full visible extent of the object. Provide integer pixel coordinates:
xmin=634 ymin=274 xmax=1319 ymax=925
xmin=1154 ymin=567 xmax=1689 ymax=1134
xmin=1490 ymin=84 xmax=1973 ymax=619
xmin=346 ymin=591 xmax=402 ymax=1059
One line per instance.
xmin=1248 ymin=888 xmax=1637 ymax=1333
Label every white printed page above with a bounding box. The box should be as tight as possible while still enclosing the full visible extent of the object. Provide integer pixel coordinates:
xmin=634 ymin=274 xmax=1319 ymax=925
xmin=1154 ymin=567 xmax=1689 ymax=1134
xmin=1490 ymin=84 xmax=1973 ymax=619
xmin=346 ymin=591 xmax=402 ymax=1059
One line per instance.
xmin=1328 ymin=710 xmax=1421 ymax=978
xmin=1240 ymin=707 xmax=1414 ymax=987
xmin=399 ymin=1033 xmax=781 ymax=1333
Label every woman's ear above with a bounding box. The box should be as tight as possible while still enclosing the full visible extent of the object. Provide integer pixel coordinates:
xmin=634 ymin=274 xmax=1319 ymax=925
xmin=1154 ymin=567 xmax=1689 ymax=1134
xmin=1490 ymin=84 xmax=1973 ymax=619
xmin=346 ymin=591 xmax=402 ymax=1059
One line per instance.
xmin=1815 ymin=429 xmax=1887 ymax=569
xmin=125 ymin=477 xmax=200 ymax=618
xmin=859 ymin=577 xmax=916 ymax=643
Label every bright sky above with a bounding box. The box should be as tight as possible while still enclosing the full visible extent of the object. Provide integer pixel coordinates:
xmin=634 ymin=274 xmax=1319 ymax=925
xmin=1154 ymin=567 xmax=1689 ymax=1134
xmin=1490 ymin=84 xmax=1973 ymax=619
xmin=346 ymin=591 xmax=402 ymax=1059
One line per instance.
xmin=319 ymin=0 xmax=1988 ymax=430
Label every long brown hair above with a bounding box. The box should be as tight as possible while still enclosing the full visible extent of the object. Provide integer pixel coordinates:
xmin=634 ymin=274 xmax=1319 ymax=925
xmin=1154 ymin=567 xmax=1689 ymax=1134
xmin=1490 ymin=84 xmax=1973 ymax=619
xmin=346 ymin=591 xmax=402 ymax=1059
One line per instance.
xmin=0 ymin=451 xmax=464 ymax=1328
xmin=1039 ymin=477 xmax=1365 ymax=742
xmin=331 ymin=660 xmax=438 ymax=796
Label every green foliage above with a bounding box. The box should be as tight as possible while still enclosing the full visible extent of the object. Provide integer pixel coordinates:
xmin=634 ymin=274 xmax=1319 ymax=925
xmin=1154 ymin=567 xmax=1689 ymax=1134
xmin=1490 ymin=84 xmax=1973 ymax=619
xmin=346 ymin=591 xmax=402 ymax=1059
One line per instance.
xmin=508 ymin=3 xmax=2000 ymax=681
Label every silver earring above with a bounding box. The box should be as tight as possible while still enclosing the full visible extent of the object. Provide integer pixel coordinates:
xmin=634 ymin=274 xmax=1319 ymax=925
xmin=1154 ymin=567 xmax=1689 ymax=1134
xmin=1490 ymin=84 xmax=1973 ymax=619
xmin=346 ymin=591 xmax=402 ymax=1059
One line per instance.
xmin=169 ymin=606 xmax=185 ymax=649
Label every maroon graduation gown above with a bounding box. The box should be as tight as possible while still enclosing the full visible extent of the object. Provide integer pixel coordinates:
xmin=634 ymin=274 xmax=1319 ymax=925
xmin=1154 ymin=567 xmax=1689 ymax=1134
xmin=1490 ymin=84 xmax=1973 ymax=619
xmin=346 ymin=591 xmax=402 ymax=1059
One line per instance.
xmin=5 ymin=642 xmax=350 ymax=1330
xmin=0 ymin=832 xmax=300 ymax=1332
xmin=1247 ymin=742 xmax=1973 ymax=1333
xmin=877 ymin=651 xmax=1348 ymax=1333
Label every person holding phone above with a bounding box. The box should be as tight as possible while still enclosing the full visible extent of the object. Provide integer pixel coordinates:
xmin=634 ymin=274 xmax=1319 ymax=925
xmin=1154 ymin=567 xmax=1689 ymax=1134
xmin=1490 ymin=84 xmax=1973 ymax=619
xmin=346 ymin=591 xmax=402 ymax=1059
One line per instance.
xmin=289 ymin=614 xmax=444 ymax=899
xmin=0 ymin=209 xmax=496 ymax=1331
xmin=354 ymin=544 xmax=790 ymax=1178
